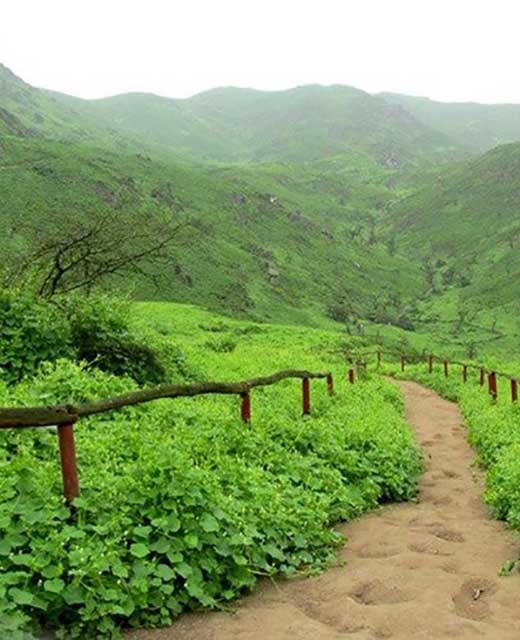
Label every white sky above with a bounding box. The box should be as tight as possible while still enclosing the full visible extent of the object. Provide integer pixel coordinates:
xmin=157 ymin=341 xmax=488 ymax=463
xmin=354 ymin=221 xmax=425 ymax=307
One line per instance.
xmin=2 ymin=0 xmax=519 ymax=103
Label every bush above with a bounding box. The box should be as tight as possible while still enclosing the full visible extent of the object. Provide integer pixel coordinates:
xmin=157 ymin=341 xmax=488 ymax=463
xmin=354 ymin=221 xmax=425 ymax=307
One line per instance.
xmin=64 ymin=296 xmax=168 ymax=386
xmin=0 ymin=289 xmax=71 ymax=384
xmin=204 ymin=337 xmax=237 ymax=353
xmin=0 ymin=290 xmax=191 ymax=387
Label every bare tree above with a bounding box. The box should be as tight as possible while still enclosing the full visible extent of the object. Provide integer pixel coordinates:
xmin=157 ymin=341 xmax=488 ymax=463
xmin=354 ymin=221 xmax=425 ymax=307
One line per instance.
xmin=5 ymin=206 xmax=187 ymax=298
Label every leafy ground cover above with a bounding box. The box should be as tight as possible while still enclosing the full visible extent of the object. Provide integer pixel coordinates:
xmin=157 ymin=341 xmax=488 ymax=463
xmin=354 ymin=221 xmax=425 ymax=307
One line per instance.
xmin=386 ymin=360 xmax=520 ymax=568
xmin=0 ymin=302 xmax=422 ymax=638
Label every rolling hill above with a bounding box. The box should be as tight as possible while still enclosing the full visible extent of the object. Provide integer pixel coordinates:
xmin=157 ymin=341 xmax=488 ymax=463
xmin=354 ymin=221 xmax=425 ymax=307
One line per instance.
xmin=0 ymin=131 xmax=426 ymax=327
xmin=3 ymin=60 xmax=520 ymax=352
xmin=52 ymin=84 xmax=462 ymax=165
xmin=383 ymin=142 xmax=520 ymax=353
xmin=380 ymin=92 xmax=520 ymax=153
xmin=0 ymin=63 xmax=463 ymax=166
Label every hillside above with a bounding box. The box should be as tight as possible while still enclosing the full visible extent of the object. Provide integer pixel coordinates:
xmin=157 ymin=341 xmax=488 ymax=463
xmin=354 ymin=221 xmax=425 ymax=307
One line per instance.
xmin=0 ymin=132 xmax=426 ymax=326
xmin=0 ymin=63 xmax=158 ymax=155
xmin=3 ymin=61 xmax=520 ymax=351
xmin=383 ymin=143 xmax=520 ymax=354
xmin=380 ymin=92 xmax=520 ymax=153
xmin=56 ymin=84 xmax=462 ymax=165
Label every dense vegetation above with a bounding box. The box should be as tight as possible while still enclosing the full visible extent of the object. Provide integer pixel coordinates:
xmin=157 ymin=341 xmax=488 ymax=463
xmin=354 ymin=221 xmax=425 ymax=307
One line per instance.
xmin=0 ymin=302 xmax=422 ymax=638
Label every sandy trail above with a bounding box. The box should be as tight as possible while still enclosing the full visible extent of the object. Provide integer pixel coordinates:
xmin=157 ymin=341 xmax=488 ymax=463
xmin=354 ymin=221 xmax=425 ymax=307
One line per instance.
xmin=129 ymin=380 xmax=520 ymax=640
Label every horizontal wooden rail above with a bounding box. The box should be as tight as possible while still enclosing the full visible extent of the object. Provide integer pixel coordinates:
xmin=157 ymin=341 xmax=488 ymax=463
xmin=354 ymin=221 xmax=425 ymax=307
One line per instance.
xmin=346 ymin=350 xmax=520 ymax=404
xmin=0 ymin=368 xmax=337 ymax=505
xmin=0 ymin=369 xmax=330 ymax=429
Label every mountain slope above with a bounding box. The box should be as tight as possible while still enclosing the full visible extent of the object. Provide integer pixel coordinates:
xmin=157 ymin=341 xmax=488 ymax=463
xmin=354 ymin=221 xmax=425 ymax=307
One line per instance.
xmin=0 ymin=132 xmax=426 ymax=326
xmin=51 ymin=83 xmax=462 ymax=165
xmin=387 ymin=142 xmax=520 ymax=340
xmin=380 ymin=92 xmax=520 ymax=153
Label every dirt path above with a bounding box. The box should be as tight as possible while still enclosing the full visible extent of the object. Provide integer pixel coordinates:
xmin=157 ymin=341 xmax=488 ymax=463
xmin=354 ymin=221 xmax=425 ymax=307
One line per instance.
xmin=129 ymin=380 xmax=520 ymax=640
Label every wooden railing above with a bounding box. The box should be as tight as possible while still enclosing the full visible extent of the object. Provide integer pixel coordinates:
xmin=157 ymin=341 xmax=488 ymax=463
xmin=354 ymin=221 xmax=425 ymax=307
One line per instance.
xmin=6 ymin=346 xmax=515 ymax=507
xmin=0 ymin=369 xmax=335 ymax=505
xmin=348 ymin=349 xmax=519 ymax=404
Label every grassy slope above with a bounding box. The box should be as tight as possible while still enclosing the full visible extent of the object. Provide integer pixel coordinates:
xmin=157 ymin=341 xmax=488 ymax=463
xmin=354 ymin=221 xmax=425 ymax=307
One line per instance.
xmin=380 ymin=92 xmax=520 ymax=152
xmin=0 ymin=133 xmax=426 ymax=326
xmin=49 ymin=83 xmax=462 ymax=165
xmin=3 ymin=61 xmax=520 ymax=355
xmin=381 ymin=143 xmax=520 ymax=358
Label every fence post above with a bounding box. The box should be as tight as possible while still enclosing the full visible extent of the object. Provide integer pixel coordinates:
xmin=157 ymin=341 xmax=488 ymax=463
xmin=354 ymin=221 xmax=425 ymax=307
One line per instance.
xmin=240 ymin=391 xmax=251 ymax=423
xmin=348 ymin=368 xmax=355 ymax=384
xmin=400 ymin=355 xmax=405 ymax=372
xmin=302 ymin=378 xmax=311 ymax=415
xmin=327 ymin=373 xmax=334 ymax=396
xmin=480 ymin=368 xmax=485 ymax=386
xmin=462 ymin=364 xmax=468 ymax=383
xmin=428 ymin=355 xmax=433 ymax=373
xmin=377 ymin=351 xmax=381 ymax=368
xmin=444 ymin=360 xmax=449 ymax=377
xmin=488 ymin=371 xmax=498 ymax=401
xmin=511 ymin=379 xmax=518 ymax=403
xmin=57 ymin=422 xmax=80 ymax=506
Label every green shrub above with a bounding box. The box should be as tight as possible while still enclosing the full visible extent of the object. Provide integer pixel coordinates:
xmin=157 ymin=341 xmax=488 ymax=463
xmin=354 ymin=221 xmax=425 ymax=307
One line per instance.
xmin=204 ymin=337 xmax=237 ymax=353
xmin=0 ymin=289 xmax=71 ymax=384
xmin=64 ymin=296 xmax=168 ymax=386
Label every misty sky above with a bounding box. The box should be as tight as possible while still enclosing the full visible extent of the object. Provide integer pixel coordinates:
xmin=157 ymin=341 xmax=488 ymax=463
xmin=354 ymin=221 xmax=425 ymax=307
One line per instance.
xmin=2 ymin=0 xmax=519 ymax=103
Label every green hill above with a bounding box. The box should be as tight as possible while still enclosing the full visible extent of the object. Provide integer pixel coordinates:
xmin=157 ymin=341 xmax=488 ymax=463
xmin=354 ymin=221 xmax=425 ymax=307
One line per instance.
xmin=48 ymin=85 xmax=460 ymax=167
xmin=0 ymin=132 xmax=426 ymax=326
xmin=3 ymin=61 xmax=520 ymax=353
xmin=384 ymin=143 xmax=520 ymax=354
xmin=380 ymin=92 xmax=520 ymax=153
xmin=60 ymin=84 xmax=461 ymax=165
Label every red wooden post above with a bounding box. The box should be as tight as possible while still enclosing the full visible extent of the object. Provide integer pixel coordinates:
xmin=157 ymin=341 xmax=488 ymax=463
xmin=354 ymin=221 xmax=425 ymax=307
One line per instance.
xmin=488 ymin=371 xmax=497 ymax=401
xmin=428 ymin=355 xmax=433 ymax=373
xmin=462 ymin=365 xmax=468 ymax=383
xmin=444 ymin=360 xmax=449 ymax=377
xmin=240 ymin=391 xmax=251 ymax=423
xmin=511 ymin=379 xmax=518 ymax=403
xmin=400 ymin=355 xmax=405 ymax=372
xmin=480 ymin=368 xmax=485 ymax=386
xmin=57 ymin=422 xmax=80 ymax=505
xmin=327 ymin=373 xmax=334 ymax=396
xmin=348 ymin=368 xmax=355 ymax=384
xmin=302 ymin=377 xmax=311 ymax=415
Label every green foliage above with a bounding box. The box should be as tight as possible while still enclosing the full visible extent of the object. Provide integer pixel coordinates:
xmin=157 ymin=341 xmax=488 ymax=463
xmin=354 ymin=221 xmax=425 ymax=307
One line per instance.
xmin=0 ymin=305 xmax=422 ymax=638
xmin=65 ymin=296 xmax=169 ymax=385
xmin=0 ymin=291 xmax=191 ymax=387
xmin=204 ymin=337 xmax=237 ymax=353
xmin=0 ymin=289 xmax=70 ymax=384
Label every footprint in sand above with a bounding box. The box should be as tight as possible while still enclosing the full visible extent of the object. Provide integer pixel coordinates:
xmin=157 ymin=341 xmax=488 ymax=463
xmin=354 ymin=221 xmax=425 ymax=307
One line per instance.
xmin=452 ymin=578 xmax=497 ymax=621
xmin=431 ymin=526 xmax=465 ymax=543
xmin=355 ymin=543 xmax=402 ymax=559
xmin=442 ymin=469 xmax=460 ymax=479
xmin=350 ymin=580 xmax=411 ymax=606
xmin=431 ymin=495 xmax=454 ymax=507
xmin=409 ymin=541 xmax=452 ymax=556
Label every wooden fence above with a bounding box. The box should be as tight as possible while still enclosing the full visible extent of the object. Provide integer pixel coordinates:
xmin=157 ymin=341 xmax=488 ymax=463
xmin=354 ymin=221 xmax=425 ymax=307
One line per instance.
xmin=2 ymin=347 xmax=516 ymax=507
xmin=350 ymin=349 xmax=519 ymax=404
xmin=0 ymin=369 xmax=337 ymax=505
